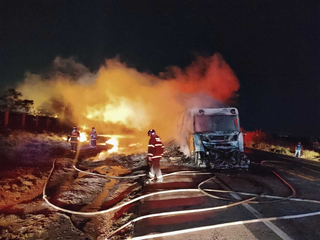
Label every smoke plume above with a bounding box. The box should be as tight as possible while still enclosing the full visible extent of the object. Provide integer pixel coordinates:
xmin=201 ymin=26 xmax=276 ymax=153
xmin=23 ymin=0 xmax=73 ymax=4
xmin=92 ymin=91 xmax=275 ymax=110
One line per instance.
xmin=17 ymin=53 xmax=239 ymax=152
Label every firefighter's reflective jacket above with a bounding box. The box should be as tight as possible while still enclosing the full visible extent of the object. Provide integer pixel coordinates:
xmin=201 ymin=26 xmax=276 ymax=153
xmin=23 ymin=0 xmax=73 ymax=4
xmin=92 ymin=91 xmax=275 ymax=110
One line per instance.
xmin=68 ymin=130 xmax=80 ymax=143
xmin=90 ymin=130 xmax=97 ymax=140
xmin=148 ymin=134 xmax=164 ymax=160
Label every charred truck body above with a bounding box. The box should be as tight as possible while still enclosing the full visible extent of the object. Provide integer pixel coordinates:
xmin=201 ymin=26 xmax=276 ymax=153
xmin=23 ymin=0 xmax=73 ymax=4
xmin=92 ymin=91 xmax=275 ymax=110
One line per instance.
xmin=179 ymin=108 xmax=250 ymax=169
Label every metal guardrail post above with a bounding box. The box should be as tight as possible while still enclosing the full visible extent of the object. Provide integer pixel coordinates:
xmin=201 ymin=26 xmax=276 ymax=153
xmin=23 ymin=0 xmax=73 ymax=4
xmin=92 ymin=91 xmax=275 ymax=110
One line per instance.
xmin=4 ymin=111 xmax=9 ymax=127
xmin=22 ymin=113 xmax=26 ymax=128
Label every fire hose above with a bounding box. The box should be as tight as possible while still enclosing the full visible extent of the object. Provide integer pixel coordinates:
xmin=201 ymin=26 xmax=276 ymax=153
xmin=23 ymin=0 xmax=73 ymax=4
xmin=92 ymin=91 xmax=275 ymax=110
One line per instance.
xmin=42 ymin=159 xmax=211 ymax=216
xmin=42 ymin=159 xmax=320 ymax=239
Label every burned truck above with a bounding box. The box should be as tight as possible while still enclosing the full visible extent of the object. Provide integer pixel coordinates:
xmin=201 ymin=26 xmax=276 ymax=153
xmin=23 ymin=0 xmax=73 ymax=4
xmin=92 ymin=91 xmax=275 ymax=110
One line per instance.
xmin=178 ymin=108 xmax=250 ymax=169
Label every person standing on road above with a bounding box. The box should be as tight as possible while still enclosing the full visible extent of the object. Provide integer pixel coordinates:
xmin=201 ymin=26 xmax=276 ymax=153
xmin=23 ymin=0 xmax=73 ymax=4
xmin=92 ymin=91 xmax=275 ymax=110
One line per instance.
xmin=90 ymin=127 xmax=97 ymax=148
xmin=294 ymin=142 xmax=302 ymax=158
xmin=147 ymin=129 xmax=164 ymax=182
xmin=67 ymin=126 xmax=80 ymax=152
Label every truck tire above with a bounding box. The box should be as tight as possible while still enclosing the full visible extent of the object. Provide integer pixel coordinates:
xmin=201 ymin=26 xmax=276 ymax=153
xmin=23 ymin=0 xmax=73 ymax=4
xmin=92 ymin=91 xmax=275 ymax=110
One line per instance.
xmin=194 ymin=152 xmax=201 ymax=167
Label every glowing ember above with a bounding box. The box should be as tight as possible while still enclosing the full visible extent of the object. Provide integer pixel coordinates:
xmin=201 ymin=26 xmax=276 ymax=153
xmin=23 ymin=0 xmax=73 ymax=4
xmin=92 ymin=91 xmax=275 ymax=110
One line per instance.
xmin=106 ymin=138 xmax=119 ymax=153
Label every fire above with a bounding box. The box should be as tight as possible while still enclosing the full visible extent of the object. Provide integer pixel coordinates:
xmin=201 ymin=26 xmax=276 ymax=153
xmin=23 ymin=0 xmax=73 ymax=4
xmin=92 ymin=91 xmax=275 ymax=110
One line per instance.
xmin=81 ymin=125 xmax=88 ymax=131
xmin=86 ymin=100 xmax=145 ymax=127
xmin=92 ymin=137 xmax=120 ymax=162
xmin=106 ymin=138 xmax=119 ymax=153
xmin=96 ymin=151 xmax=108 ymax=161
xmin=17 ymin=53 xmax=239 ymax=145
xmin=79 ymin=132 xmax=88 ymax=142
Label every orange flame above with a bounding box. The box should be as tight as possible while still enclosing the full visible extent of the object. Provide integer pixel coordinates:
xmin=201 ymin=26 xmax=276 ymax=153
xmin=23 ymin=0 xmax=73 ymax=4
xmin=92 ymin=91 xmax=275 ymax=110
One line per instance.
xmin=17 ymin=53 xmax=239 ymax=152
xmin=106 ymin=138 xmax=119 ymax=153
xmin=79 ymin=132 xmax=88 ymax=142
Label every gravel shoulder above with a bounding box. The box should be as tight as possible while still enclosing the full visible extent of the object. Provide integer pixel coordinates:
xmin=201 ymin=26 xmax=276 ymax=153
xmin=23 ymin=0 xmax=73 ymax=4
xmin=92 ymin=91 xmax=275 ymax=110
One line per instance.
xmin=0 ymin=131 xmax=148 ymax=240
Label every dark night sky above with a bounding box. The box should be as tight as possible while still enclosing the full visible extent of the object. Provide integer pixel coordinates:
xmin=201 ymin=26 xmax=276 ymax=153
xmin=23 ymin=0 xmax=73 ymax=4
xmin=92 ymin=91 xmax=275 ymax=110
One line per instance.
xmin=1 ymin=0 xmax=320 ymax=138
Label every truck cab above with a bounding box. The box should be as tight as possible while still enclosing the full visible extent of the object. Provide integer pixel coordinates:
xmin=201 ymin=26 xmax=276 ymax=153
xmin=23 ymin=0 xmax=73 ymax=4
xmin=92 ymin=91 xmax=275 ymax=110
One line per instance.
xmin=179 ymin=108 xmax=249 ymax=169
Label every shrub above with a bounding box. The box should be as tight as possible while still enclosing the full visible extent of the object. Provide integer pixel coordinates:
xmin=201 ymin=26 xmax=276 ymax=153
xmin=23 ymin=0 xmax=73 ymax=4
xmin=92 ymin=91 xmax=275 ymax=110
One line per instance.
xmin=0 ymin=130 xmax=69 ymax=165
xmin=301 ymin=150 xmax=320 ymax=161
xmin=243 ymin=130 xmax=268 ymax=148
xmin=267 ymin=145 xmax=290 ymax=155
xmin=245 ymin=133 xmax=320 ymax=161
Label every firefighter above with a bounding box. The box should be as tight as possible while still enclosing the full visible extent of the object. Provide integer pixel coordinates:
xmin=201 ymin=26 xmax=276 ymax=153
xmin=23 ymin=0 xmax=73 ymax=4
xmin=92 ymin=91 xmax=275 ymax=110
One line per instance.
xmin=147 ymin=129 xmax=164 ymax=182
xmin=67 ymin=126 xmax=80 ymax=152
xmin=90 ymin=127 xmax=97 ymax=148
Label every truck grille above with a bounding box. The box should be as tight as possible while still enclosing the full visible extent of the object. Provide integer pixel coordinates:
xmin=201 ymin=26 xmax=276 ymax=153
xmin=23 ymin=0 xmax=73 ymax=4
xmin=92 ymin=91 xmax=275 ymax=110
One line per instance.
xmin=214 ymin=143 xmax=232 ymax=149
xmin=208 ymin=135 xmax=226 ymax=141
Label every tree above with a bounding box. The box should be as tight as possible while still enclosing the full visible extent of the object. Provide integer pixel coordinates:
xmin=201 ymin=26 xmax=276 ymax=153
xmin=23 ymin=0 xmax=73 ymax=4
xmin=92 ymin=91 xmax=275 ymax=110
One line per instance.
xmin=0 ymin=88 xmax=34 ymax=113
xmin=36 ymin=101 xmax=56 ymax=117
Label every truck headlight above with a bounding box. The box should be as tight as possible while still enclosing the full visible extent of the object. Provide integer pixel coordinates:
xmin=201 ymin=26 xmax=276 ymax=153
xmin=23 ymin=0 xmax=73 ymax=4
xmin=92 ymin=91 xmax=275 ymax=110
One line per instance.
xmin=231 ymin=134 xmax=238 ymax=141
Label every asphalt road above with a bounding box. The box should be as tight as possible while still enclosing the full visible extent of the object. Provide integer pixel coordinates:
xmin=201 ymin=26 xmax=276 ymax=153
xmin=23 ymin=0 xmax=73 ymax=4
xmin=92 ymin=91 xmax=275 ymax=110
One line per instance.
xmin=129 ymin=149 xmax=320 ymax=240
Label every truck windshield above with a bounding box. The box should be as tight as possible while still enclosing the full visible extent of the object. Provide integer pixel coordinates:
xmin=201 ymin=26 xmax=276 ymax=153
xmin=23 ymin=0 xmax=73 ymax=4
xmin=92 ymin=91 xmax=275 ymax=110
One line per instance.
xmin=194 ymin=115 xmax=239 ymax=132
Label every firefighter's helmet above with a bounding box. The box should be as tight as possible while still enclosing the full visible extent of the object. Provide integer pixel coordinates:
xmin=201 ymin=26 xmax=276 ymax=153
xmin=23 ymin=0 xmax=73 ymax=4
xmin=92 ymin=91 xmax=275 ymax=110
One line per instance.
xmin=147 ymin=129 xmax=155 ymax=136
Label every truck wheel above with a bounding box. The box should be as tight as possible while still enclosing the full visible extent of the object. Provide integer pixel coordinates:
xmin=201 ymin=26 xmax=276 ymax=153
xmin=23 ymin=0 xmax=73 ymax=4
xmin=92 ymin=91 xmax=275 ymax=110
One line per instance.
xmin=194 ymin=152 xmax=201 ymax=167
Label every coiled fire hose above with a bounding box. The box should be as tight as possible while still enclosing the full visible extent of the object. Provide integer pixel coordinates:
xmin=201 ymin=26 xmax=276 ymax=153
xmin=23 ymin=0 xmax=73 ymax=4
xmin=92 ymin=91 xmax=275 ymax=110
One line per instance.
xmin=42 ymin=159 xmax=320 ymax=240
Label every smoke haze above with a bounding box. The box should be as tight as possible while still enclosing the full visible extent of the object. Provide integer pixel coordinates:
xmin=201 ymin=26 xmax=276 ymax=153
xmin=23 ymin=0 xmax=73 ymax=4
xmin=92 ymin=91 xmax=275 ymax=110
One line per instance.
xmin=17 ymin=53 xmax=239 ymax=152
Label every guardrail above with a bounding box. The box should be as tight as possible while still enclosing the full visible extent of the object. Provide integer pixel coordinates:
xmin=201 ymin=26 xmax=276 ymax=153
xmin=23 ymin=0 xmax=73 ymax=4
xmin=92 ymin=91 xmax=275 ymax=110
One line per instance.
xmin=0 ymin=111 xmax=71 ymax=132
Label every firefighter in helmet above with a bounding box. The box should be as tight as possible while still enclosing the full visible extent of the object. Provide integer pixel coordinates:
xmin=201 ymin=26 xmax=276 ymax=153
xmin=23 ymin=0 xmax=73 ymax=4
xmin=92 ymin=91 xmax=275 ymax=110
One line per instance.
xmin=67 ymin=126 xmax=80 ymax=152
xmin=90 ymin=127 xmax=97 ymax=148
xmin=147 ymin=129 xmax=164 ymax=182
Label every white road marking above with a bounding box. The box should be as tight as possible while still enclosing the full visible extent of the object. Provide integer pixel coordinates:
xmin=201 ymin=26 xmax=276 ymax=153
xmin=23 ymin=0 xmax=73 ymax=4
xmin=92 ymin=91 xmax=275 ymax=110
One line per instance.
xmin=214 ymin=178 xmax=293 ymax=240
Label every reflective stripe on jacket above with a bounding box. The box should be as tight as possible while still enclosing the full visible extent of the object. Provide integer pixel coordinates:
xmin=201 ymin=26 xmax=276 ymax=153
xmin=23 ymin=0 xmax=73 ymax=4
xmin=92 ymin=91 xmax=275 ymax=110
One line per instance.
xmin=70 ymin=130 xmax=80 ymax=143
xmin=148 ymin=134 xmax=164 ymax=159
xmin=90 ymin=130 xmax=97 ymax=140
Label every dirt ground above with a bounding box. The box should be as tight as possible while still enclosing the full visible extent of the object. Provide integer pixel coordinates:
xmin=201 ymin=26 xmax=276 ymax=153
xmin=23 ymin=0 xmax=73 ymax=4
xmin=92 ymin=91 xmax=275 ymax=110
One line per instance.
xmin=0 ymin=131 xmax=149 ymax=240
